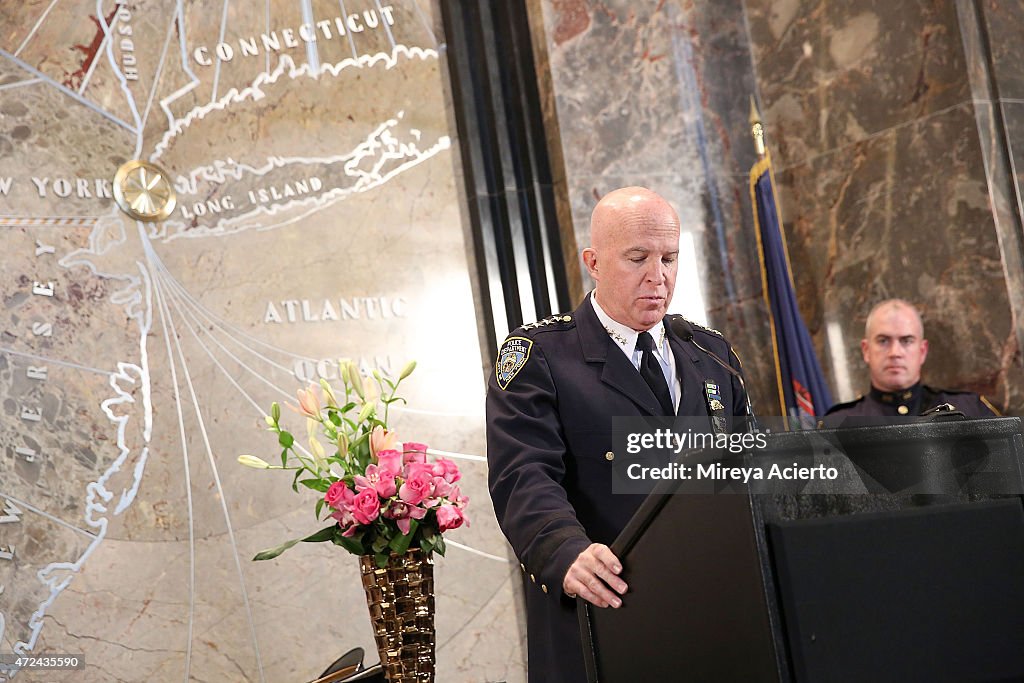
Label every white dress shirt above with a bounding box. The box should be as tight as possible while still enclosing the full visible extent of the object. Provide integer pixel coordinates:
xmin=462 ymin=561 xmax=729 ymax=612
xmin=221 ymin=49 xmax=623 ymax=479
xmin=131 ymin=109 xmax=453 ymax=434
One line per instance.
xmin=591 ymin=294 xmax=681 ymax=411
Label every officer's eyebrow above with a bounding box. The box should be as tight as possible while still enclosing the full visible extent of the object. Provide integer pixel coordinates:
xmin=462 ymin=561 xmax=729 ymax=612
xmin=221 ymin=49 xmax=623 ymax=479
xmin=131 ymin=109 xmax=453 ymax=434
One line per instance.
xmin=622 ymin=247 xmax=679 ymax=256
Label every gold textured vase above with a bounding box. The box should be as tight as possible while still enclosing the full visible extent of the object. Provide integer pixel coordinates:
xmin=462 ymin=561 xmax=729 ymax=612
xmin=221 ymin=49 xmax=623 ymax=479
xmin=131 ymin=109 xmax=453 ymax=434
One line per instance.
xmin=358 ymin=548 xmax=435 ymax=683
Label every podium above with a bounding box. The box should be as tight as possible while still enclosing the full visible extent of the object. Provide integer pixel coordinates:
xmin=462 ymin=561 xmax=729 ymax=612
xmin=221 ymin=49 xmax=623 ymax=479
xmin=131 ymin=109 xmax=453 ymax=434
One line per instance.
xmin=579 ymin=417 xmax=1024 ymax=682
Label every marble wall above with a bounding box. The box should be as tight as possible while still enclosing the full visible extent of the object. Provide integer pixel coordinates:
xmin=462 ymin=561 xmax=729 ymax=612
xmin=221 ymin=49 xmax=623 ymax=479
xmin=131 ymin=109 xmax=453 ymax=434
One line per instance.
xmin=533 ymin=0 xmax=1024 ymax=415
xmin=744 ymin=0 xmax=1024 ymax=413
xmin=0 ymin=1 xmax=525 ymax=681
xmin=531 ymin=0 xmax=781 ymax=415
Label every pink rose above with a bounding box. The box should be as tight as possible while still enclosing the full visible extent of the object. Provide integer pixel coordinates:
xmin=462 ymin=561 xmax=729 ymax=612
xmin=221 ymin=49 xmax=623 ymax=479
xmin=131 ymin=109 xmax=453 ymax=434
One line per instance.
xmin=432 ymin=457 xmax=461 ymax=484
xmin=352 ymin=488 xmax=381 ymax=524
xmin=354 ymin=464 xmax=398 ymax=498
xmin=399 ymin=468 xmax=435 ymax=506
xmin=403 ymin=461 xmax=434 ymax=481
xmin=403 ymin=442 xmax=428 ymax=464
xmin=324 ymin=481 xmax=353 ymax=510
xmin=449 ymin=485 xmax=469 ymax=508
xmin=331 ymin=508 xmax=357 ymax=534
xmin=383 ymin=500 xmax=428 ymax=535
xmin=376 ymin=449 xmax=403 ymax=478
xmin=436 ymin=504 xmax=465 ymax=532
xmin=432 ymin=476 xmax=454 ymax=499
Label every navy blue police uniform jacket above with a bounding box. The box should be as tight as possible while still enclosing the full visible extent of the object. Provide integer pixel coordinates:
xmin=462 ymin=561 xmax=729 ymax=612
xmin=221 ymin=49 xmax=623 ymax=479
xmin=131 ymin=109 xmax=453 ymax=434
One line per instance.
xmin=824 ymin=382 xmax=998 ymax=420
xmin=485 ymin=294 xmax=750 ymax=683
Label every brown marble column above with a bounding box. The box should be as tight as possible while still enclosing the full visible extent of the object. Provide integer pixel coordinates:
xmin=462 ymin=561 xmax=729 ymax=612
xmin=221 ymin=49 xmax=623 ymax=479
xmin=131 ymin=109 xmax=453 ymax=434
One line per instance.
xmin=743 ymin=0 xmax=1023 ymax=413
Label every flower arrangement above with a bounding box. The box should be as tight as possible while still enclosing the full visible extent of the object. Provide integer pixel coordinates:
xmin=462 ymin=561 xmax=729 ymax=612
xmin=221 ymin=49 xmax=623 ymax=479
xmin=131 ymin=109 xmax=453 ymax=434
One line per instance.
xmin=239 ymin=360 xmax=468 ymax=567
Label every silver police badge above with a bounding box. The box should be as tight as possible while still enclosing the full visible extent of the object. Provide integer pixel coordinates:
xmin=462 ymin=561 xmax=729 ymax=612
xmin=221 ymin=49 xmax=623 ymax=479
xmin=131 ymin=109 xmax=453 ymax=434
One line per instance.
xmin=496 ymin=336 xmax=533 ymax=390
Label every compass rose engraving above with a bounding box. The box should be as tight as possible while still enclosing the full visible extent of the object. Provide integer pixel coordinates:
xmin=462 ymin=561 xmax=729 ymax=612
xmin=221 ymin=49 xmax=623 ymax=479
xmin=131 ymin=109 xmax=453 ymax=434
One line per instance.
xmin=112 ymin=160 xmax=177 ymax=222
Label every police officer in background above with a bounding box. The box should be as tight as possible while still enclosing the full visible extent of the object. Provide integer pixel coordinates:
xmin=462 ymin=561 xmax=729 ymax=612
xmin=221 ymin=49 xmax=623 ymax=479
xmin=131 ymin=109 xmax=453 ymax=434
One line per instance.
xmin=825 ymin=299 xmax=999 ymax=418
xmin=485 ymin=187 xmax=750 ymax=682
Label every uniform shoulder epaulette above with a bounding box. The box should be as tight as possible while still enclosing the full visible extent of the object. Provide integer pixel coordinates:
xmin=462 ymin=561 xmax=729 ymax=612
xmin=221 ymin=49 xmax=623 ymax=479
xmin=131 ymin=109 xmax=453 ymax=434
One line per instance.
xmin=924 ymin=385 xmax=1002 ymax=416
xmin=495 ymin=314 xmax=574 ymax=390
xmin=520 ymin=313 xmax=575 ymax=333
xmin=681 ymin=316 xmax=724 ymax=338
xmin=824 ymin=395 xmax=864 ymax=415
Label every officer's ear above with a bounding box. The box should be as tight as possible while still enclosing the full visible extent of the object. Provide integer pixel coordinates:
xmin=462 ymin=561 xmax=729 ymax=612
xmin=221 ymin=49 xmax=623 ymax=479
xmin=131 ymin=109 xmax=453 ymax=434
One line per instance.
xmin=860 ymin=338 xmax=869 ymax=364
xmin=920 ymin=338 xmax=929 ymax=364
xmin=582 ymin=247 xmax=599 ymax=280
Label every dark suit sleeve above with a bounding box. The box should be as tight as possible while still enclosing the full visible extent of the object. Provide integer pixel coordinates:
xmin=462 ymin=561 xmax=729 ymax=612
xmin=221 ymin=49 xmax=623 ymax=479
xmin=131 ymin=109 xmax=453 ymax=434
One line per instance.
xmin=486 ymin=339 xmax=591 ymax=594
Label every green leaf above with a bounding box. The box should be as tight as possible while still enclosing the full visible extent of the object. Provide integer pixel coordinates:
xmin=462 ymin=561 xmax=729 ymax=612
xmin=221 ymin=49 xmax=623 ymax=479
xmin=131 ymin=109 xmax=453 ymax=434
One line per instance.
xmin=332 ymin=534 xmax=366 ymax=556
xmin=434 ymin=537 xmax=446 ymax=556
xmin=341 ymin=401 xmax=357 ymax=413
xmin=420 ymin=538 xmax=434 ymax=556
xmin=315 ymin=498 xmax=325 ymax=519
xmin=302 ymin=525 xmax=341 ymax=543
xmin=291 ymin=469 xmax=301 ymax=492
xmin=251 ymin=525 xmax=337 ymax=561
xmin=280 ymin=448 xmax=288 ymax=467
xmin=279 ymin=431 xmax=294 ymax=448
xmin=252 ymin=538 xmax=302 ymax=561
xmin=328 ymin=411 xmax=342 ymax=426
xmin=372 ymin=535 xmax=389 ymax=553
xmin=374 ymin=552 xmax=389 ymax=568
xmin=388 ymin=519 xmax=418 ymax=554
xmin=298 ymin=478 xmax=330 ymax=493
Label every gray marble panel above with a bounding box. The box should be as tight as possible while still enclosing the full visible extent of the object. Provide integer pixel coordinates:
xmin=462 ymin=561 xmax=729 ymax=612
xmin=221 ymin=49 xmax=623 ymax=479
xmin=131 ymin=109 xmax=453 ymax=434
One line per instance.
xmin=708 ymin=294 xmax=779 ymax=417
xmin=771 ymin=101 xmax=1018 ymax=410
xmin=536 ymin=0 xmax=786 ymax=411
xmin=1001 ymin=102 xmax=1024 ymax=227
xmin=744 ymin=0 xmax=970 ymax=169
xmin=977 ymin=0 xmax=1024 ymax=100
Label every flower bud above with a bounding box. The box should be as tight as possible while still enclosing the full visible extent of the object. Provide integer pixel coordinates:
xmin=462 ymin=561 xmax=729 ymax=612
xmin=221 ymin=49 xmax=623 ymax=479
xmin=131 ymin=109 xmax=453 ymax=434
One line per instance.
xmin=238 ymin=454 xmax=272 ymax=469
xmin=337 ymin=358 xmax=352 ymax=384
xmin=319 ymin=378 xmax=339 ymax=407
xmin=398 ymin=360 xmax=416 ymax=380
xmin=357 ymin=401 xmax=374 ymax=422
xmin=363 ymin=376 xmax=380 ymax=404
xmin=271 ymin=402 xmax=281 ymax=422
xmin=348 ymin=363 xmax=364 ymax=398
xmin=308 ymin=436 xmax=327 ymax=472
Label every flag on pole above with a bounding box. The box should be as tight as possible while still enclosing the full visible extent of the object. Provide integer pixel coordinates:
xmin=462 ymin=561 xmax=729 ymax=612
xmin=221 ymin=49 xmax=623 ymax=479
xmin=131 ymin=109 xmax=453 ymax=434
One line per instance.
xmin=749 ymin=118 xmax=832 ymax=422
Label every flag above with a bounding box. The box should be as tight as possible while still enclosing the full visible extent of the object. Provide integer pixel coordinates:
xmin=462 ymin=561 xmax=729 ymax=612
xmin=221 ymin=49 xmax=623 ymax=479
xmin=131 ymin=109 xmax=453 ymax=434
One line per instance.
xmin=750 ymin=151 xmax=832 ymax=423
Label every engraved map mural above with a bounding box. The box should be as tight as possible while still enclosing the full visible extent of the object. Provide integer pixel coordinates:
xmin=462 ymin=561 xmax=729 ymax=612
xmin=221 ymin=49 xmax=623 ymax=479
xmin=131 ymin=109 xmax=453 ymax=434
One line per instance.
xmin=0 ymin=1 xmax=524 ymax=680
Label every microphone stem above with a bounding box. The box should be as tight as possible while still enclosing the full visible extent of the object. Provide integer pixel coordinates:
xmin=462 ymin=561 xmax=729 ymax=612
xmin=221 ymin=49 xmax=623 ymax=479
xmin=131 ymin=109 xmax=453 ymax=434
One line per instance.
xmin=688 ymin=337 xmax=759 ymax=433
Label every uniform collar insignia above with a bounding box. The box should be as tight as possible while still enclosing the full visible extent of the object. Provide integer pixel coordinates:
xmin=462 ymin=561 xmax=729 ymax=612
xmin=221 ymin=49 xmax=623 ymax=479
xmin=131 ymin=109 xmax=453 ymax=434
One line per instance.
xmin=869 ymin=382 xmax=922 ymax=405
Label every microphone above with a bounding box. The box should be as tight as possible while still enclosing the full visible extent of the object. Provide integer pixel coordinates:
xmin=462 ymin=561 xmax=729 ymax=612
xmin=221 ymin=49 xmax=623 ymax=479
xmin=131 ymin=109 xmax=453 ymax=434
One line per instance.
xmin=669 ymin=317 xmax=758 ymax=431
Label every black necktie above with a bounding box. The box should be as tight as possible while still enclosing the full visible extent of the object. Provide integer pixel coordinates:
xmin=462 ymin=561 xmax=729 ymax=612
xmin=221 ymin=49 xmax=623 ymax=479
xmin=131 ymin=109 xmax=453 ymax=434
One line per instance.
xmin=637 ymin=331 xmax=674 ymax=416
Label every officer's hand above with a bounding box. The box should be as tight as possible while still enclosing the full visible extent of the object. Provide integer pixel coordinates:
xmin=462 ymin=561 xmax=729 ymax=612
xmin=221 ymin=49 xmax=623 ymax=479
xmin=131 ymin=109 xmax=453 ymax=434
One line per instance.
xmin=563 ymin=543 xmax=627 ymax=608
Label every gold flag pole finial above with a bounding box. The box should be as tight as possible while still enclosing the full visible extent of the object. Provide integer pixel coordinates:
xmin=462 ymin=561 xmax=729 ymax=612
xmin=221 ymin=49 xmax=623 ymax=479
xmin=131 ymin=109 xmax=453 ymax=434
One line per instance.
xmin=749 ymin=96 xmax=766 ymax=158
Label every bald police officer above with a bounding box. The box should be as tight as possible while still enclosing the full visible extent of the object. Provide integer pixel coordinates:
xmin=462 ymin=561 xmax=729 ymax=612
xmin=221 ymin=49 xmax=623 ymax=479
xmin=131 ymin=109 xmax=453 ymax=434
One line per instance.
xmin=486 ymin=187 xmax=751 ymax=682
xmin=826 ymin=299 xmax=998 ymax=418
